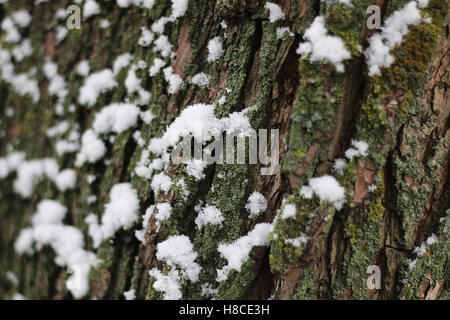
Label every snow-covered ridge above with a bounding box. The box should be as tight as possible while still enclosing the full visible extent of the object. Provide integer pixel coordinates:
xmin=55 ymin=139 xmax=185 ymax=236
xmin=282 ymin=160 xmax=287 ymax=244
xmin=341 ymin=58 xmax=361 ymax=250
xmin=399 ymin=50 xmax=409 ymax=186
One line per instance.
xmin=216 ymin=222 xmax=274 ymax=282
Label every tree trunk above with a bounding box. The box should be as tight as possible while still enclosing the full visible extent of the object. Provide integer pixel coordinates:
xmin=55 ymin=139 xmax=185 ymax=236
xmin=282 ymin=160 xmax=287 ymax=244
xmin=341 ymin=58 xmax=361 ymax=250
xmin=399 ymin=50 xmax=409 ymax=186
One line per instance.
xmin=0 ymin=0 xmax=448 ymax=300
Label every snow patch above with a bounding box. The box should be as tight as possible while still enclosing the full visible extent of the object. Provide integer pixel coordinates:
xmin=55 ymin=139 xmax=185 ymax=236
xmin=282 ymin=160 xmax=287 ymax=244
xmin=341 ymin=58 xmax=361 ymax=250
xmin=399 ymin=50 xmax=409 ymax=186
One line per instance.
xmin=79 ymin=69 xmax=117 ymax=107
xmin=300 ymin=175 xmax=346 ymax=210
xmin=195 ymin=205 xmax=224 ymax=229
xmin=297 ymin=16 xmax=351 ymax=72
xmin=207 ymin=37 xmax=224 ymax=63
xmin=86 ymin=183 xmax=139 ymax=248
xmin=264 ymin=2 xmax=285 ymax=23
xmin=14 ymin=200 xmax=99 ymax=299
xmin=364 ymin=1 xmax=424 ymax=76
xmin=216 ymin=223 xmax=273 ymax=282
xmin=245 ymin=192 xmax=268 ymax=218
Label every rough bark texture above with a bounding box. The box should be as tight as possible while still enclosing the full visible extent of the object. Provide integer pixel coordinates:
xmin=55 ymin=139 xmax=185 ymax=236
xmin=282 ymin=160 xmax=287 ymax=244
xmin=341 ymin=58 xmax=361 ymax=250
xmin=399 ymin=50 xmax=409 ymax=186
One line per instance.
xmin=0 ymin=0 xmax=448 ymax=300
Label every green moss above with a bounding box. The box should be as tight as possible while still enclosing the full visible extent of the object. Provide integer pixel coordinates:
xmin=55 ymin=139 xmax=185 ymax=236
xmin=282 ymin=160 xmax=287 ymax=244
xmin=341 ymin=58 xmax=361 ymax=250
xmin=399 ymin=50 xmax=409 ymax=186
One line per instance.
xmin=399 ymin=230 xmax=449 ymax=300
xmin=292 ymin=268 xmax=316 ymax=300
xmin=283 ymin=59 xmax=345 ymax=177
xmin=360 ymin=0 xmax=447 ymax=129
xmin=146 ymin=276 xmax=162 ymax=300
xmin=284 ymin=0 xmax=371 ymax=177
xmin=270 ymin=197 xmax=335 ymax=273
xmin=190 ymin=164 xmax=249 ymax=290
xmin=89 ymin=244 xmax=115 ymax=286
xmin=368 ymin=198 xmax=385 ymax=222
xmin=214 ymin=21 xmax=258 ymax=118
xmin=344 ymin=222 xmax=362 ymax=245
xmin=216 ymin=259 xmax=258 ymax=300
xmin=326 ymin=0 xmax=371 ymax=57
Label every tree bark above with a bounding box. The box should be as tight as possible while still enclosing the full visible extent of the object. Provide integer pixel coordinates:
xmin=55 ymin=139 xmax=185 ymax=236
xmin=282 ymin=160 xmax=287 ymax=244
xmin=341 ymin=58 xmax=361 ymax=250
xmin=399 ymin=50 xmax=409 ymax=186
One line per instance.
xmin=0 ymin=0 xmax=448 ymax=300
